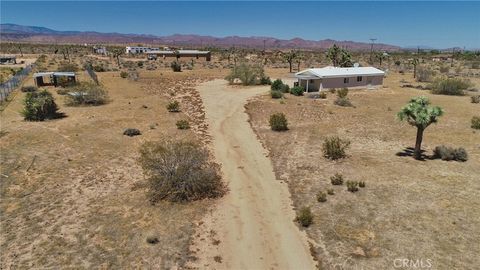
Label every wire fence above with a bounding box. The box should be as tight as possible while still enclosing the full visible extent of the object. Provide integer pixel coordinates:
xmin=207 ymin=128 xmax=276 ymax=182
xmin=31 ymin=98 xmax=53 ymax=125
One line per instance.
xmin=0 ymin=64 xmax=34 ymax=102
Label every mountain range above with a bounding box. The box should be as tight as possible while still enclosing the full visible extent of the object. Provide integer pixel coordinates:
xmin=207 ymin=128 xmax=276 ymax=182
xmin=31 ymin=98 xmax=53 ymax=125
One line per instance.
xmin=0 ymin=23 xmax=402 ymax=51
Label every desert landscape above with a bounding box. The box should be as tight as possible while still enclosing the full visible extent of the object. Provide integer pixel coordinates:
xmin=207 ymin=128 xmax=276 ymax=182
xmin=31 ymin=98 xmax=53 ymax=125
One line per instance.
xmin=1 ymin=1 xmax=479 ymax=269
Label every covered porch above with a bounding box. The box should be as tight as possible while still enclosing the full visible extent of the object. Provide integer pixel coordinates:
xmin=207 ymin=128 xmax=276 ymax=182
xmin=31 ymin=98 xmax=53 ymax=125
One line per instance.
xmin=296 ymin=75 xmax=322 ymax=92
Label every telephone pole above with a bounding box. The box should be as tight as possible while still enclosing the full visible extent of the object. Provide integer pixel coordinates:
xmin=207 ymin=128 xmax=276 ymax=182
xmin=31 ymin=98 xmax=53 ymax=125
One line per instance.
xmin=369 ymin=38 xmax=377 ymax=64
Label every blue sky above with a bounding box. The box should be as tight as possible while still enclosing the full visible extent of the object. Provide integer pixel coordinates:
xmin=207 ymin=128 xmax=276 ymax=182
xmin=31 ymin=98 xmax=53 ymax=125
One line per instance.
xmin=1 ymin=1 xmax=479 ymax=49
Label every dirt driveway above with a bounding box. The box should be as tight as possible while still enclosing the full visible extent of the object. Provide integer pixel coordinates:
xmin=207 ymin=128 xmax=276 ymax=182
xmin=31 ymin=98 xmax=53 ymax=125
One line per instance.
xmin=190 ymin=80 xmax=315 ymax=269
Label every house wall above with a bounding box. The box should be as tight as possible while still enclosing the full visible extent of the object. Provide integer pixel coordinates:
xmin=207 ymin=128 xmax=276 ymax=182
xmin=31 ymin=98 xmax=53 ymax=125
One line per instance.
xmin=322 ymin=75 xmax=383 ymax=89
xmin=299 ymin=79 xmax=321 ymax=92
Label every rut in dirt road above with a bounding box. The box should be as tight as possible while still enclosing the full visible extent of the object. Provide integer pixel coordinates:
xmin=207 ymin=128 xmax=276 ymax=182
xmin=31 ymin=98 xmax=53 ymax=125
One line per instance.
xmin=190 ymin=80 xmax=316 ymax=270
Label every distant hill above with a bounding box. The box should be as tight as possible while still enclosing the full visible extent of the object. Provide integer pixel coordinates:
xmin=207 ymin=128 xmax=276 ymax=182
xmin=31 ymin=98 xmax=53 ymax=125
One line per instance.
xmin=0 ymin=23 xmax=402 ymax=51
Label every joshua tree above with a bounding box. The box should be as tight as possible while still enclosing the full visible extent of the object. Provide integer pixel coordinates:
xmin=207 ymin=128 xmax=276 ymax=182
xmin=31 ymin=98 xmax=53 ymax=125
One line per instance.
xmin=326 ymin=44 xmax=341 ymax=67
xmin=375 ymin=52 xmax=388 ymax=67
xmin=339 ymin=50 xmax=353 ymax=67
xmin=283 ymin=50 xmax=298 ymax=73
xmin=397 ymin=96 xmax=443 ymax=160
xmin=410 ymin=58 xmax=419 ymax=78
xmin=295 ymin=53 xmax=305 ymax=71
xmin=111 ymin=48 xmax=124 ymax=67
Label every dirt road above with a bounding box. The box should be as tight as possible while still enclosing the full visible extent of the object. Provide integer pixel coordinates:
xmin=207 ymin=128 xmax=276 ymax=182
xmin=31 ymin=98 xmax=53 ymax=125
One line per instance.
xmin=190 ymin=80 xmax=315 ymax=269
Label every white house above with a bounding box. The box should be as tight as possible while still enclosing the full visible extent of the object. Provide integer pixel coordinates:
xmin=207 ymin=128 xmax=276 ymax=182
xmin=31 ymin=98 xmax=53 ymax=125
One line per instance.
xmin=295 ymin=66 xmax=385 ymax=92
xmin=125 ymin=46 xmax=160 ymax=54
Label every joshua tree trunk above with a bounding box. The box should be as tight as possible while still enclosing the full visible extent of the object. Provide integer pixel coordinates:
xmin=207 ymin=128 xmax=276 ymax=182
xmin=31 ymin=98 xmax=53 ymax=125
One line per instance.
xmin=288 ymin=61 xmax=292 ymax=73
xmin=414 ymin=127 xmax=424 ymax=159
xmin=413 ymin=64 xmax=417 ymax=78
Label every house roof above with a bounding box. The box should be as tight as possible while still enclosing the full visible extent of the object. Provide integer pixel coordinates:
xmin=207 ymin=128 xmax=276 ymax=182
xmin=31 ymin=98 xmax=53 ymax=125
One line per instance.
xmin=295 ymin=66 xmax=385 ymax=79
xmin=33 ymin=72 xmax=76 ymax=77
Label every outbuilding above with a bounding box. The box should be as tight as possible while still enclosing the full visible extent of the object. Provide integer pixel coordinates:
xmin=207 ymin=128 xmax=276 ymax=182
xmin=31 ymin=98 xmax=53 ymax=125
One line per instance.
xmin=33 ymin=72 xmax=76 ymax=87
xmin=0 ymin=56 xmax=16 ymax=65
xmin=295 ymin=66 xmax=385 ymax=92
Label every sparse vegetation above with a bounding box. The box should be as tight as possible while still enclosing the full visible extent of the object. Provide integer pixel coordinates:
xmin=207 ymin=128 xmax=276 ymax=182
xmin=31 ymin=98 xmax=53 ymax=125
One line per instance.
xmin=171 ymin=61 xmax=182 ymax=72
xmin=120 ymin=71 xmax=128 ymax=78
xmin=65 ymin=82 xmax=108 ymax=106
xmin=123 ymin=128 xmax=141 ymax=137
xmin=139 ymin=140 xmax=225 ymax=203
xmin=21 ymin=86 xmax=38 ymax=93
xmin=430 ymin=78 xmax=471 ymax=96
xmin=290 ymin=86 xmax=304 ymax=96
xmin=359 ymin=181 xmax=366 ymax=188
xmin=225 ymin=62 xmax=265 ymax=85
xmin=167 ymin=101 xmax=180 ymax=112
xmin=270 ymin=90 xmax=283 ymax=99
xmin=316 ymin=191 xmax=327 ymax=202
xmin=295 ymin=207 xmax=313 ymax=227
xmin=322 ymin=136 xmax=350 ymax=160
xmin=433 ymin=146 xmax=468 ymax=162
xmin=330 ymin=173 xmax=344 ymax=185
xmin=58 ymin=62 xmax=79 ymax=72
xmin=472 ymin=116 xmax=480 ymax=129
xmin=269 ymin=113 xmax=288 ymax=131
xmin=471 ymin=95 xmax=480 ymax=104
xmin=416 ymin=66 xmax=436 ymax=82
xmin=176 ymin=120 xmax=190 ymax=130
xmin=334 ymin=88 xmax=353 ymax=107
xmin=327 ymin=188 xmax=334 ymax=195
xmin=346 ymin=181 xmax=359 ymax=192
xmin=271 ymin=79 xmax=290 ymax=93
xmin=22 ymin=90 xmax=60 ymax=121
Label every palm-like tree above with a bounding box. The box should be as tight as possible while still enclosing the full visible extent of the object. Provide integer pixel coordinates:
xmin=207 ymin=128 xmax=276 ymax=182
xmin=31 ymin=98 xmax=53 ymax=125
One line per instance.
xmin=283 ymin=50 xmax=298 ymax=73
xmin=398 ymin=96 xmax=444 ymax=160
xmin=410 ymin=58 xmax=419 ymax=78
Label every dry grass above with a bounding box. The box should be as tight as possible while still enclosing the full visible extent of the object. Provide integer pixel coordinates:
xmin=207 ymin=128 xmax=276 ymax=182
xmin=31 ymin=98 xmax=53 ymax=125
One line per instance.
xmin=246 ymin=72 xmax=480 ymax=269
xmin=0 ymin=62 xmax=225 ymax=268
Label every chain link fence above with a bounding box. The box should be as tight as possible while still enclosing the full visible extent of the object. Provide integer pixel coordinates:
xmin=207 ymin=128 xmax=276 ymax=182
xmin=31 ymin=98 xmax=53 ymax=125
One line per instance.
xmin=0 ymin=64 xmax=34 ymax=102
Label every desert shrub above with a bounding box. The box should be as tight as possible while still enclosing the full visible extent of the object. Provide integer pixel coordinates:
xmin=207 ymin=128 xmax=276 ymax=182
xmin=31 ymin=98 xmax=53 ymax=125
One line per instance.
xmin=347 ymin=181 xmax=359 ymax=192
xmin=167 ymin=101 xmax=180 ymax=112
xmin=270 ymin=90 xmax=283 ymax=99
xmin=330 ymin=173 xmax=344 ymax=185
xmin=316 ymin=191 xmax=327 ymax=202
xmin=22 ymin=90 xmax=59 ymax=121
xmin=21 ymin=86 xmax=38 ymax=93
xmin=58 ymin=62 xmax=79 ymax=72
xmin=327 ymin=188 xmax=335 ymax=195
xmin=93 ymin=65 xmax=107 ymax=72
xmin=225 ymin=63 xmax=265 ymax=85
xmin=359 ymin=181 xmax=366 ymax=188
xmin=323 ymin=136 xmax=350 ymax=160
xmin=295 ymin=207 xmax=313 ymax=227
xmin=260 ymin=76 xmax=272 ymax=85
xmin=334 ymin=97 xmax=353 ymax=107
xmin=416 ymin=66 xmax=436 ymax=82
xmin=123 ymin=128 xmax=141 ymax=137
xmin=65 ymin=82 xmax=108 ymax=106
xmin=329 ymin=88 xmax=336 ymax=94
xmin=139 ymin=140 xmax=225 ymax=203
xmin=170 ymin=61 xmax=182 ymax=72
xmin=439 ymin=65 xmax=449 ymax=74
xmin=471 ymin=116 xmax=480 ymax=129
xmin=319 ymin=92 xmax=327 ymax=99
xmin=290 ymin=86 xmax=304 ymax=96
xmin=137 ymin=61 xmax=144 ymax=68
xmin=269 ymin=113 xmax=288 ymax=131
xmin=336 ymin=88 xmax=349 ymax=98
xmin=271 ymin=79 xmax=290 ymax=93
xmin=430 ymin=78 xmax=471 ymax=96
xmin=120 ymin=71 xmax=128 ymax=78
xmin=472 ymin=62 xmax=480 ymax=69
xmin=433 ymin=145 xmax=468 ymax=162
xmin=471 ymin=95 xmax=480 ymax=104
xmin=176 ymin=120 xmax=190 ymax=129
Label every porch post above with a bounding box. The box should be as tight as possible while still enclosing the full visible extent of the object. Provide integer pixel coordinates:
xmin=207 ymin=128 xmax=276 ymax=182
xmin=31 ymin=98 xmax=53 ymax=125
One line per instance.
xmin=306 ymin=80 xmax=309 ymax=93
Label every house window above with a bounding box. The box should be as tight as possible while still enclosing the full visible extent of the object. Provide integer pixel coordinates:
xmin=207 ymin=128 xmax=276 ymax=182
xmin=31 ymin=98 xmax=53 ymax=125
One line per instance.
xmin=357 ymin=76 xmax=363 ymax=82
xmin=344 ymin=78 xmax=349 ymax=84
xmin=309 ymin=79 xmax=314 ymax=84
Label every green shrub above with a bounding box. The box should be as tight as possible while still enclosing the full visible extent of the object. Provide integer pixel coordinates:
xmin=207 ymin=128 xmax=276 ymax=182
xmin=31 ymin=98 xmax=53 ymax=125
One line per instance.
xmin=295 ymin=207 xmax=313 ymax=227
xmin=430 ymin=78 xmax=471 ymax=96
xmin=316 ymin=191 xmax=327 ymax=202
xmin=334 ymin=97 xmax=353 ymax=107
xmin=269 ymin=113 xmax=288 ymax=131
xmin=336 ymin=88 xmax=349 ymax=98
xmin=120 ymin=71 xmax=128 ymax=78
xmin=290 ymin=86 xmax=304 ymax=96
xmin=270 ymin=90 xmax=283 ymax=99
xmin=271 ymin=79 xmax=290 ymax=93
xmin=21 ymin=86 xmax=38 ymax=93
xmin=330 ymin=173 xmax=344 ymax=185
xmin=176 ymin=120 xmax=190 ymax=130
xmin=260 ymin=76 xmax=272 ymax=85
xmin=171 ymin=61 xmax=182 ymax=72
xmin=416 ymin=66 xmax=436 ymax=82
xmin=319 ymin=92 xmax=327 ymax=99
xmin=472 ymin=116 xmax=480 ymax=129
xmin=433 ymin=145 xmax=468 ymax=162
xmin=22 ymin=90 xmax=60 ymax=121
xmin=65 ymin=82 xmax=108 ymax=106
xmin=346 ymin=181 xmax=359 ymax=192
xmin=93 ymin=65 xmax=107 ymax=72
xmin=225 ymin=63 xmax=265 ymax=85
xmin=167 ymin=101 xmax=180 ymax=112
xmin=359 ymin=181 xmax=366 ymax=188
xmin=327 ymin=188 xmax=335 ymax=195
xmin=139 ymin=140 xmax=225 ymax=203
xmin=471 ymin=95 xmax=480 ymax=104
xmin=123 ymin=128 xmax=141 ymax=137
xmin=322 ymin=136 xmax=350 ymax=160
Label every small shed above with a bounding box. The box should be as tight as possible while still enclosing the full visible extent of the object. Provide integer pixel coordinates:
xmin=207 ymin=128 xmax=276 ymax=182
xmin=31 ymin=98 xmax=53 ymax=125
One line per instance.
xmin=295 ymin=66 xmax=385 ymax=92
xmin=0 ymin=56 xmax=16 ymax=65
xmin=33 ymin=72 xmax=76 ymax=87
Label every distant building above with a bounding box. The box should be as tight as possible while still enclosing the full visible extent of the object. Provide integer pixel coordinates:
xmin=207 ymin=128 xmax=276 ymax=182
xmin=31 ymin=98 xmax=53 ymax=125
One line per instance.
xmin=145 ymin=49 xmax=211 ymax=61
xmin=295 ymin=66 xmax=385 ymax=92
xmin=126 ymin=46 xmax=160 ymax=54
xmin=33 ymin=72 xmax=76 ymax=87
xmin=93 ymin=46 xmax=107 ymax=55
xmin=0 ymin=56 xmax=16 ymax=65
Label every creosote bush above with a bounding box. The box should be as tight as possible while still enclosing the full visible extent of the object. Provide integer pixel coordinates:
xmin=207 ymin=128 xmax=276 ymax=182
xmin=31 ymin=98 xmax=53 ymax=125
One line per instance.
xmin=433 ymin=146 xmax=468 ymax=162
xmin=270 ymin=90 xmax=283 ymax=99
xmin=167 ymin=101 xmax=180 ymax=112
xmin=120 ymin=71 xmax=128 ymax=78
xmin=295 ymin=207 xmax=313 ymax=227
xmin=319 ymin=92 xmax=327 ymax=99
xmin=334 ymin=88 xmax=353 ymax=107
xmin=22 ymin=90 xmax=60 ymax=121
xmin=176 ymin=120 xmax=190 ymax=130
xmin=65 ymin=82 xmax=108 ymax=106
xmin=471 ymin=95 xmax=480 ymax=104
xmin=330 ymin=173 xmax=344 ymax=185
xmin=416 ymin=66 xmax=436 ymax=82
xmin=225 ymin=63 xmax=265 ymax=85
xmin=170 ymin=61 xmax=182 ymax=72
xmin=336 ymin=88 xmax=349 ymax=98
xmin=290 ymin=86 xmax=304 ymax=96
xmin=21 ymin=86 xmax=38 ymax=93
xmin=346 ymin=181 xmax=359 ymax=192
xmin=429 ymin=78 xmax=471 ymax=96
xmin=359 ymin=181 xmax=366 ymax=188
xmin=271 ymin=79 xmax=290 ymax=93
xmin=322 ymin=136 xmax=350 ymax=160
xmin=327 ymin=188 xmax=335 ymax=195
xmin=123 ymin=128 xmax=141 ymax=137
xmin=471 ymin=116 xmax=480 ymax=129
xmin=269 ymin=113 xmax=288 ymax=131
xmin=316 ymin=191 xmax=327 ymax=202
xmin=260 ymin=76 xmax=272 ymax=85
xmin=139 ymin=140 xmax=225 ymax=203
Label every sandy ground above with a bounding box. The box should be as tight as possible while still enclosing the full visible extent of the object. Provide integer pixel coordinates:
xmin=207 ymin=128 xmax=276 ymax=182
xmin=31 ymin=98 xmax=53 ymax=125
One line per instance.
xmin=189 ymin=80 xmax=315 ymax=269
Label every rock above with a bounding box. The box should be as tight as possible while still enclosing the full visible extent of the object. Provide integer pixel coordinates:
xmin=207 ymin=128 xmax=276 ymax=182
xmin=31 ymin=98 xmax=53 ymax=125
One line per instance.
xmin=351 ymin=246 xmax=366 ymax=257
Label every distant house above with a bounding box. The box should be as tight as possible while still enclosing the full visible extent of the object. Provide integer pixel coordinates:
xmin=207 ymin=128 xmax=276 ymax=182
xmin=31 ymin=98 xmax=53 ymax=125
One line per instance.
xmin=295 ymin=66 xmax=385 ymax=92
xmin=125 ymin=46 xmax=160 ymax=54
xmin=145 ymin=49 xmax=211 ymax=61
xmin=93 ymin=46 xmax=107 ymax=55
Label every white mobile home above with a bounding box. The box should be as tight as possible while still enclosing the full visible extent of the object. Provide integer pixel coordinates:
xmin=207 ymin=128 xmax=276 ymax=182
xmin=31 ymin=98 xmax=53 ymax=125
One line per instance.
xmin=125 ymin=46 xmax=160 ymax=54
xmin=295 ymin=66 xmax=385 ymax=92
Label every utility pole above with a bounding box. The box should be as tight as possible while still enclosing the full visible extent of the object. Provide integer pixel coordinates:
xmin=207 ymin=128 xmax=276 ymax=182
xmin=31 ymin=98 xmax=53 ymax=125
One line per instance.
xmin=451 ymin=48 xmax=455 ymax=67
xmin=369 ymin=38 xmax=377 ymax=64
